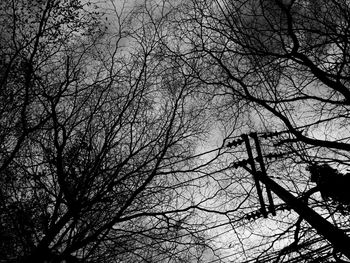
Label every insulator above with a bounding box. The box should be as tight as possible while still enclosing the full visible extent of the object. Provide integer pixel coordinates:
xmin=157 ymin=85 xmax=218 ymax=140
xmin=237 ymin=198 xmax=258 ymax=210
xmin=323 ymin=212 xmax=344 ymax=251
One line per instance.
xmin=268 ymin=132 xmax=276 ymax=138
xmin=278 ymin=204 xmax=292 ymax=211
xmin=231 ymin=159 xmax=251 ymax=169
xmin=265 ymin=152 xmax=284 ymax=160
xmin=268 ymin=207 xmax=276 ymax=216
xmin=247 ymin=213 xmax=254 ymax=220
xmin=281 ymin=205 xmax=291 ymax=211
xmin=254 ymin=211 xmax=261 ymax=219
xmin=246 ymin=208 xmax=279 ymax=220
xmin=227 ymin=139 xmax=244 ymax=148
xmin=260 ymin=131 xmax=282 ymax=139
xmin=241 ymin=159 xmax=248 ymax=166
xmin=266 ymin=153 xmax=273 ymax=160
xmin=249 ymin=132 xmax=257 ymax=138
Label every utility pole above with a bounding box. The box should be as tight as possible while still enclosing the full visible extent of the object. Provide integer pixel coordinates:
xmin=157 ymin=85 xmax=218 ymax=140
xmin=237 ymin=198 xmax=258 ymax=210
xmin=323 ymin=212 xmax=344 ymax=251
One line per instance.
xmin=237 ymin=133 xmax=350 ymax=260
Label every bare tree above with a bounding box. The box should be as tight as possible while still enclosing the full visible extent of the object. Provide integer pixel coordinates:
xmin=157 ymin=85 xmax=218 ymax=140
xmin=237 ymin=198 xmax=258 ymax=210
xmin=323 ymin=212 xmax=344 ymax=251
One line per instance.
xmin=0 ymin=1 xmax=230 ymax=262
xmin=157 ymin=0 xmax=350 ymax=261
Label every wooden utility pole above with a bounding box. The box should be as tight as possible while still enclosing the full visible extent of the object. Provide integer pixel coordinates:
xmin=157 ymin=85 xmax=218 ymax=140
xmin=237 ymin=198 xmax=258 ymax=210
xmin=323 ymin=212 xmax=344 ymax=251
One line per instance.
xmin=240 ymin=133 xmax=350 ymax=260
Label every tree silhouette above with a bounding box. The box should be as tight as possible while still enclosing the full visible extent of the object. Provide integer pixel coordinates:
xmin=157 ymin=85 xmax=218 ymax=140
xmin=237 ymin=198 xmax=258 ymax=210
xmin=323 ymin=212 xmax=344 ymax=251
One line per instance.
xmin=158 ymin=0 xmax=350 ymax=261
xmin=0 ymin=1 xmax=226 ymax=262
xmin=3 ymin=0 xmax=350 ymax=262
